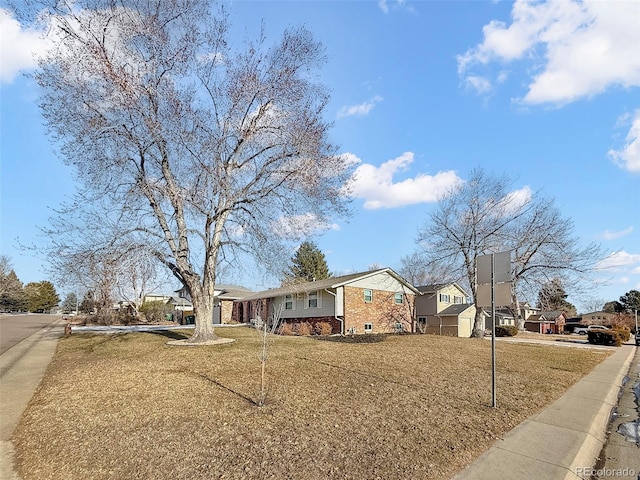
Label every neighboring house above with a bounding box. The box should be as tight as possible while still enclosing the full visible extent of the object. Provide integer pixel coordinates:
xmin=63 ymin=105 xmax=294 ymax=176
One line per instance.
xmin=142 ymin=294 xmax=174 ymax=304
xmin=232 ymin=268 xmax=419 ymax=335
xmin=524 ymin=310 xmax=567 ymax=334
xmin=518 ymin=302 xmax=541 ymax=322
xmin=564 ymin=310 xmax=617 ymax=333
xmin=579 ymin=311 xmax=617 ymax=326
xmin=564 ymin=316 xmax=584 ymax=333
xmin=175 ymin=285 xmax=251 ymax=324
xmin=483 ymin=308 xmax=515 ymax=330
xmin=414 ymin=283 xmax=477 ymax=337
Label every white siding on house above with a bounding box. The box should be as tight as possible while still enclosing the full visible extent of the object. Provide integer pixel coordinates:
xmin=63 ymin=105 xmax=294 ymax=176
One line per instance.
xmin=458 ymin=317 xmax=471 ymax=337
xmin=274 ymin=291 xmax=336 ymax=319
xmin=335 ymin=287 xmax=344 ymax=317
xmin=348 ymin=272 xmax=412 ymax=293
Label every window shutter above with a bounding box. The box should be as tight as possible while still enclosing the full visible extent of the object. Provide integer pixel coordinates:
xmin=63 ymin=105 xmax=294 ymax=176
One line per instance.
xmin=317 ymin=290 xmax=322 ymax=308
xmin=304 ymin=293 xmax=309 ymax=309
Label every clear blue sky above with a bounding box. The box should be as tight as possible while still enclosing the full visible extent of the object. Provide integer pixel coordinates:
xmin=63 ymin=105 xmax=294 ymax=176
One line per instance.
xmin=1 ymin=1 xmax=638 ymax=312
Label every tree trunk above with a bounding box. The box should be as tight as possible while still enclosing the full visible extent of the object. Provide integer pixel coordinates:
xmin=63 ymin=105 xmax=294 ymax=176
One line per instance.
xmin=471 ymin=308 xmax=485 ymax=338
xmin=513 ymin=297 xmax=525 ymax=330
xmin=188 ymin=294 xmax=218 ymax=343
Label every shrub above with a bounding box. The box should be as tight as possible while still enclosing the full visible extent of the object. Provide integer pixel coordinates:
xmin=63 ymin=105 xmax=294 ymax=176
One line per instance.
xmin=588 ymin=330 xmax=622 ymax=346
xmin=297 ymin=322 xmax=312 ymax=336
xmin=312 ymin=322 xmax=333 ymax=335
xmin=94 ymin=312 xmax=116 ymax=326
xmin=139 ymin=301 xmax=172 ymax=323
xmin=115 ymin=310 xmax=137 ymax=326
xmin=280 ymin=323 xmax=295 ymax=336
xmin=495 ymin=325 xmax=519 ymax=337
xmin=612 ymin=325 xmax=630 ymax=342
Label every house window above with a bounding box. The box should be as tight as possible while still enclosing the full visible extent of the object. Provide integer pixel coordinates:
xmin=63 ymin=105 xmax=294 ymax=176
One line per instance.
xmin=364 ymin=323 xmax=373 ymax=333
xmin=308 ymin=291 xmax=318 ymax=308
xmin=284 ymin=294 xmax=293 ymax=310
xmin=454 ymin=296 xmax=464 ymax=304
xmin=364 ymin=289 xmax=373 ymax=303
xmin=394 ymin=292 xmax=404 ymax=304
xmin=439 ymin=294 xmax=450 ymax=303
xmin=417 ymin=316 xmax=427 ymax=333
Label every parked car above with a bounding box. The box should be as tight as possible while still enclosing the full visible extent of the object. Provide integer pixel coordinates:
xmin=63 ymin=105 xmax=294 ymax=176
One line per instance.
xmin=635 ymin=330 xmax=640 ymax=346
xmin=574 ymin=325 xmax=610 ymax=335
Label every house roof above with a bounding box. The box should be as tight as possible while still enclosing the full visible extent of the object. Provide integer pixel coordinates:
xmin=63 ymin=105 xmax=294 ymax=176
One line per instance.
xmin=481 ymin=308 xmax=514 ymax=319
xmin=174 ymin=284 xmax=252 ymax=300
xmin=415 ymin=282 xmax=469 ymax=297
xmin=526 ymin=310 xmax=566 ymax=323
xmin=439 ymin=304 xmax=475 ymax=316
xmin=217 ymin=286 xmax=253 ymax=300
xmin=238 ymin=268 xmax=420 ymax=301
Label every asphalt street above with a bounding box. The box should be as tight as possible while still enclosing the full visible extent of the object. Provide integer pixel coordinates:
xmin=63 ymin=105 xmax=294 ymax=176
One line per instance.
xmin=0 ymin=314 xmax=61 ymax=354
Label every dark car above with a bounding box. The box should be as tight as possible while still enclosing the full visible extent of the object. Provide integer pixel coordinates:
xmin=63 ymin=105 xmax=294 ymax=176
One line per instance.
xmin=635 ymin=331 xmax=640 ymax=346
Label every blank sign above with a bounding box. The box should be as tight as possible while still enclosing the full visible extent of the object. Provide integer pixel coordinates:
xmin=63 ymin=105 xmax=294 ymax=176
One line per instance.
xmin=477 ymin=251 xmax=511 ymax=284
xmin=477 ymin=282 xmax=512 ymax=307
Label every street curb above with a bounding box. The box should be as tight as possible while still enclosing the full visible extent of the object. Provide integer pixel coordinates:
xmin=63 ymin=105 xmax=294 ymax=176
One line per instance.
xmin=453 ymin=344 xmax=636 ymax=480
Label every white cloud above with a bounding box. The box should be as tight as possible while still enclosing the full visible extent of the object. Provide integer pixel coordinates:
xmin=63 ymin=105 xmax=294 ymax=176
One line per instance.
xmin=608 ymin=109 xmax=640 ymax=173
xmin=457 ymin=0 xmax=640 ymax=106
xmin=463 ymin=75 xmax=493 ymax=95
xmin=272 ymin=213 xmax=340 ymax=238
xmin=348 ymin=151 xmax=462 ymax=209
xmin=337 ymin=95 xmax=383 ymax=118
xmin=0 ymin=9 xmax=51 ymax=84
xmin=496 ymin=186 xmax=532 ymax=215
xmin=602 ymin=226 xmax=634 ymax=241
xmin=596 ymin=251 xmax=640 ymax=271
xmin=378 ymin=0 xmax=413 ymax=14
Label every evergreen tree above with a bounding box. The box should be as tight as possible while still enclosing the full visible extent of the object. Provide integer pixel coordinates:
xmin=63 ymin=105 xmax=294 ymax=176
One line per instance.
xmin=25 ymin=281 xmax=60 ymax=312
xmin=62 ymin=292 xmax=79 ymax=313
xmin=0 ymin=270 xmax=26 ymax=311
xmin=619 ymin=290 xmax=640 ymax=312
xmin=536 ymin=278 xmax=577 ymax=317
xmin=283 ymin=241 xmax=331 ymax=284
xmin=603 ymin=300 xmax=624 ymax=313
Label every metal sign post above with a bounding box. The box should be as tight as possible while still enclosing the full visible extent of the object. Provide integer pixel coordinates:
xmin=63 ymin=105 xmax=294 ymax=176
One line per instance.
xmin=477 ymin=251 xmax=511 ymax=409
xmin=491 ymin=254 xmax=496 ymax=408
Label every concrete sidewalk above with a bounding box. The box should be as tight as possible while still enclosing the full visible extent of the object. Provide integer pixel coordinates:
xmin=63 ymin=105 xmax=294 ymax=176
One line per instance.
xmin=454 ymin=343 xmax=637 ymax=480
xmin=0 ymin=320 xmax=63 ymax=480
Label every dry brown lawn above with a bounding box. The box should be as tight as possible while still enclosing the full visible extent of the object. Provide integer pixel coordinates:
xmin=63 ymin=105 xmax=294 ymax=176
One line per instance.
xmin=14 ymin=328 xmax=610 ymax=480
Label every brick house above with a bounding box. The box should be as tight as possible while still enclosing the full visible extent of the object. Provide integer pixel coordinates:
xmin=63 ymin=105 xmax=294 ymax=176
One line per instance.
xmin=524 ymin=310 xmax=567 ymax=334
xmin=414 ymin=283 xmax=477 ymax=337
xmin=232 ymin=268 xmax=419 ymax=335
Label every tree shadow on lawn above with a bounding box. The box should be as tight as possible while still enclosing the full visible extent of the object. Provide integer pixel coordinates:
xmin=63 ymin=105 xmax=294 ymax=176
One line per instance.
xmin=313 ymin=334 xmax=387 ymax=343
xmin=196 ymin=373 xmax=257 ymax=406
xmin=147 ymin=329 xmax=191 ymax=341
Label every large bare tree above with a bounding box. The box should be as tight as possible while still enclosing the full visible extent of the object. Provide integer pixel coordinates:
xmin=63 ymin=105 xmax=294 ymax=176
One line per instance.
xmin=21 ymin=0 xmax=352 ymax=342
xmin=416 ymin=168 xmax=602 ymax=337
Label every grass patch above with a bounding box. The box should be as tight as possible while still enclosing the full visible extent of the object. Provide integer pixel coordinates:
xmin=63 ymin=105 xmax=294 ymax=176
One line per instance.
xmin=13 ymin=328 xmax=610 ymax=480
